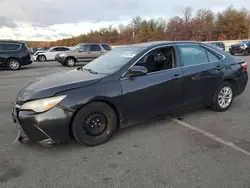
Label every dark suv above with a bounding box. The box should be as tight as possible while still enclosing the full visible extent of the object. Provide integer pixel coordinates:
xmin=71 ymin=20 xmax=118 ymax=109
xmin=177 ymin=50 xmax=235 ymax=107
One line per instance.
xmin=229 ymin=40 xmax=250 ymax=56
xmin=0 ymin=41 xmax=32 ymax=70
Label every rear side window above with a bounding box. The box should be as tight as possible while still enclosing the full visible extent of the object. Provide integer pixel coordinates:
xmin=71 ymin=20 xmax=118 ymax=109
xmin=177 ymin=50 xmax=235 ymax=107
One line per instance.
xmin=50 ymin=48 xmax=59 ymax=52
xmin=90 ymin=45 xmax=101 ymax=51
xmin=178 ymin=45 xmax=209 ymax=66
xmin=59 ymin=47 xmax=70 ymax=51
xmin=0 ymin=43 xmax=21 ymax=51
xmin=206 ymin=50 xmax=220 ymax=62
xmin=101 ymin=44 xmax=111 ymax=51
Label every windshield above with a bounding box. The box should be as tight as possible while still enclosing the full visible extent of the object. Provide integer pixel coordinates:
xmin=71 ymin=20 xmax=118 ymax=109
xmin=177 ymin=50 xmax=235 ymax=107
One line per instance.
xmin=81 ymin=47 xmax=144 ymax=74
xmin=72 ymin=44 xmax=82 ymax=51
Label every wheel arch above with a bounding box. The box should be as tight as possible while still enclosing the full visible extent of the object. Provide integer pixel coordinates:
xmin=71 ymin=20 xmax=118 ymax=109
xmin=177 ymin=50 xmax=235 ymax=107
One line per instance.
xmin=69 ymin=98 xmax=122 ymax=138
xmin=65 ymin=56 xmax=77 ymax=62
xmin=6 ymin=57 xmax=20 ymax=68
xmin=6 ymin=57 xmax=20 ymax=63
xmin=211 ymin=78 xmax=237 ymax=100
xmin=38 ymin=54 xmax=46 ymax=61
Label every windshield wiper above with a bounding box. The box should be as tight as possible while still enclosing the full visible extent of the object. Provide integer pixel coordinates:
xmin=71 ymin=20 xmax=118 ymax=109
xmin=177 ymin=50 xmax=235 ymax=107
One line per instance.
xmin=83 ymin=68 xmax=98 ymax=74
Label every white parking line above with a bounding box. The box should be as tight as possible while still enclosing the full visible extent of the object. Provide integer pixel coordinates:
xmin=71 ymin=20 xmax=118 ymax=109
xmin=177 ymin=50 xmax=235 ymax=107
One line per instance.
xmin=0 ymin=85 xmax=20 ymax=89
xmin=172 ymin=118 xmax=250 ymax=156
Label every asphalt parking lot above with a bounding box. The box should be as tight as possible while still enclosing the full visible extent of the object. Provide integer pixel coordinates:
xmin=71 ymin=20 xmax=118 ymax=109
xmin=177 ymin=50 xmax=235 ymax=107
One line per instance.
xmin=1 ymin=57 xmax=250 ymax=188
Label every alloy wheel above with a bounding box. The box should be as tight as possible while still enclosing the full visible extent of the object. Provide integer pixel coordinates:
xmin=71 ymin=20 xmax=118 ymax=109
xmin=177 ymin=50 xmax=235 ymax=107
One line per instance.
xmin=39 ymin=56 xmax=46 ymax=62
xmin=217 ymin=86 xmax=233 ymax=109
xmin=9 ymin=60 xmax=20 ymax=70
xmin=67 ymin=59 xmax=75 ymax=67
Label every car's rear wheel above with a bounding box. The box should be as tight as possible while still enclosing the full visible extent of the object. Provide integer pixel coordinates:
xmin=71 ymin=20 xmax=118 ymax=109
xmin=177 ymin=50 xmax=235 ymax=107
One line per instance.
xmin=65 ymin=57 xmax=76 ymax=67
xmin=212 ymin=82 xmax=234 ymax=112
xmin=72 ymin=102 xmax=117 ymax=146
xmin=243 ymin=50 xmax=249 ymax=55
xmin=38 ymin=55 xmax=46 ymax=62
xmin=7 ymin=59 xmax=21 ymax=70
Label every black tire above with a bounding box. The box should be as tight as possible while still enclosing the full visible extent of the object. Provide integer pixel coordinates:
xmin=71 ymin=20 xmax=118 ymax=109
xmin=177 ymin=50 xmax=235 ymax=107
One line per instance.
xmin=72 ymin=102 xmax=117 ymax=146
xmin=212 ymin=81 xmax=234 ymax=112
xmin=243 ymin=50 xmax=248 ymax=56
xmin=7 ymin=59 xmax=21 ymax=70
xmin=65 ymin=57 xmax=76 ymax=67
xmin=38 ymin=55 xmax=46 ymax=62
xmin=230 ymin=51 xmax=235 ymax=56
xmin=18 ymin=136 xmax=30 ymax=144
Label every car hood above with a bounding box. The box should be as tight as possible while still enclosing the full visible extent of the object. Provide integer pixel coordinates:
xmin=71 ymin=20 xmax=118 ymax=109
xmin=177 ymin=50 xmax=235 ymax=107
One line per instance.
xmin=231 ymin=44 xmax=242 ymax=47
xmin=17 ymin=69 xmax=105 ymax=102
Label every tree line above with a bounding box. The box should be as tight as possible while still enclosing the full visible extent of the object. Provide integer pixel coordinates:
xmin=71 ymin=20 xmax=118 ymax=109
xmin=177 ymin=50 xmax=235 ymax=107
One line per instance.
xmin=29 ymin=6 xmax=250 ymax=48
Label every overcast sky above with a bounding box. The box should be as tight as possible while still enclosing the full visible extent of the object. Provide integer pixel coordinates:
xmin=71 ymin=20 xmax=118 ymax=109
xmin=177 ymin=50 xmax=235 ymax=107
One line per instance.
xmin=0 ymin=0 xmax=248 ymax=41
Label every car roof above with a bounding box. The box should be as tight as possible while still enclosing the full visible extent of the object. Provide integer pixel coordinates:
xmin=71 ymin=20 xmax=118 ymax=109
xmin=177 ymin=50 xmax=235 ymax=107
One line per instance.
xmin=77 ymin=43 xmax=111 ymax=45
xmin=50 ymin=46 xmax=70 ymax=48
xmin=120 ymin=41 xmax=206 ymax=49
xmin=0 ymin=40 xmax=25 ymax=44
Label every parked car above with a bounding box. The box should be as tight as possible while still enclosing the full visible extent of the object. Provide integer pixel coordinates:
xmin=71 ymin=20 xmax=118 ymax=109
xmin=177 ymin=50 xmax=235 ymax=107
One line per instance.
xmin=12 ymin=41 xmax=248 ymax=146
xmin=0 ymin=41 xmax=32 ymax=70
xmin=34 ymin=46 xmax=71 ymax=62
xmin=229 ymin=40 xmax=250 ymax=55
xmin=205 ymin=42 xmax=225 ymax=51
xmin=55 ymin=43 xmax=112 ymax=67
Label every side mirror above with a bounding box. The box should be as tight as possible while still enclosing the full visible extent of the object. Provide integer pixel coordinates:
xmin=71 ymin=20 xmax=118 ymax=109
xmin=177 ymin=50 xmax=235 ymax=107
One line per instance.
xmin=129 ymin=66 xmax=148 ymax=77
xmin=78 ymin=49 xmax=83 ymax=52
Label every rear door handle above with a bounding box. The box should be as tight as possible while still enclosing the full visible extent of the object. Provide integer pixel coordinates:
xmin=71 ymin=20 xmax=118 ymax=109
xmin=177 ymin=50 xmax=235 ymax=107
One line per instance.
xmin=215 ymin=65 xmax=222 ymax=70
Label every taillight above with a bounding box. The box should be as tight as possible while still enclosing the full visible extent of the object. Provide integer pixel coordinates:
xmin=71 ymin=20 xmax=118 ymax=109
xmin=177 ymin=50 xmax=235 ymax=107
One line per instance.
xmin=25 ymin=49 xmax=30 ymax=53
xmin=241 ymin=62 xmax=247 ymax=70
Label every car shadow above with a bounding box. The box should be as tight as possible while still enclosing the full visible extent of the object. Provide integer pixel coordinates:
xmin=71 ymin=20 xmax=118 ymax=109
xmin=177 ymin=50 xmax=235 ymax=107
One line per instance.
xmin=15 ymin=100 xmax=244 ymax=155
xmin=21 ymin=116 xmax=172 ymax=154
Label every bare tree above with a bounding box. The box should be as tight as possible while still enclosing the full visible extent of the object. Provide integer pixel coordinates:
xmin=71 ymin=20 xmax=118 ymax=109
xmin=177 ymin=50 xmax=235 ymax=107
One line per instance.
xmin=182 ymin=6 xmax=193 ymax=39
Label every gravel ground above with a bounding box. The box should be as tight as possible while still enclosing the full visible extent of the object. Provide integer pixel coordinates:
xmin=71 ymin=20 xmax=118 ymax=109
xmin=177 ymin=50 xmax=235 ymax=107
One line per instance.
xmin=1 ymin=56 xmax=250 ymax=188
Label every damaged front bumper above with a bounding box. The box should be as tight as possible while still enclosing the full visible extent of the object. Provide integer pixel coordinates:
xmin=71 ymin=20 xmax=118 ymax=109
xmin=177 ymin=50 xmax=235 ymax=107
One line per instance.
xmin=12 ymin=104 xmax=73 ymax=147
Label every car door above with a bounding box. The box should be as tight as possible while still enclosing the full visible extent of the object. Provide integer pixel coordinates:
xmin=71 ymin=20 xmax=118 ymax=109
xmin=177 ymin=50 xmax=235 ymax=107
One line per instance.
xmin=77 ymin=45 xmax=92 ymax=62
xmin=46 ymin=47 xmax=59 ymax=60
xmin=177 ymin=43 xmax=224 ymax=108
xmin=120 ymin=45 xmax=184 ymax=124
xmin=89 ymin=44 xmax=104 ymax=60
xmin=0 ymin=43 xmax=4 ymax=66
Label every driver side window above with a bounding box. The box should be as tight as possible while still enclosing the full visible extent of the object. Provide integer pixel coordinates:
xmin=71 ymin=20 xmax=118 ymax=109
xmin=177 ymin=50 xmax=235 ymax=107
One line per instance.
xmin=80 ymin=45 xmax=90 ymax=52
xmin=133 ymin=46 xmax=177 ymax=74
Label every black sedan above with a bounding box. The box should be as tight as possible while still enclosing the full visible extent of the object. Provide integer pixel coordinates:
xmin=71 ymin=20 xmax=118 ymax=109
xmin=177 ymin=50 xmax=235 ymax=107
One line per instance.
xmin=12 ymin=41 xmax=248 ymax=146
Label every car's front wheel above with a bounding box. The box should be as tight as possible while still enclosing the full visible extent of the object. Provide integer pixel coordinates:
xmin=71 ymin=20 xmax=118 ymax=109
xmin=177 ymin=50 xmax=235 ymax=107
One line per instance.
xmin=38 ymin=55 xmax=46 ymax=62
xmin=72 ymin=102 xmax=117 ymax=146
xmin=65 ymin=57 xmax=76 ymax=67
xmin=212 ymin=82 xmax=234 ymax=112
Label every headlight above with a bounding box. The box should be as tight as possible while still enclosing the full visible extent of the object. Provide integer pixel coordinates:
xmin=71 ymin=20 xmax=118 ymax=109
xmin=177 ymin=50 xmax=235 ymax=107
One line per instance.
xmin=21 ymin=95 xmax=66 ymax=113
